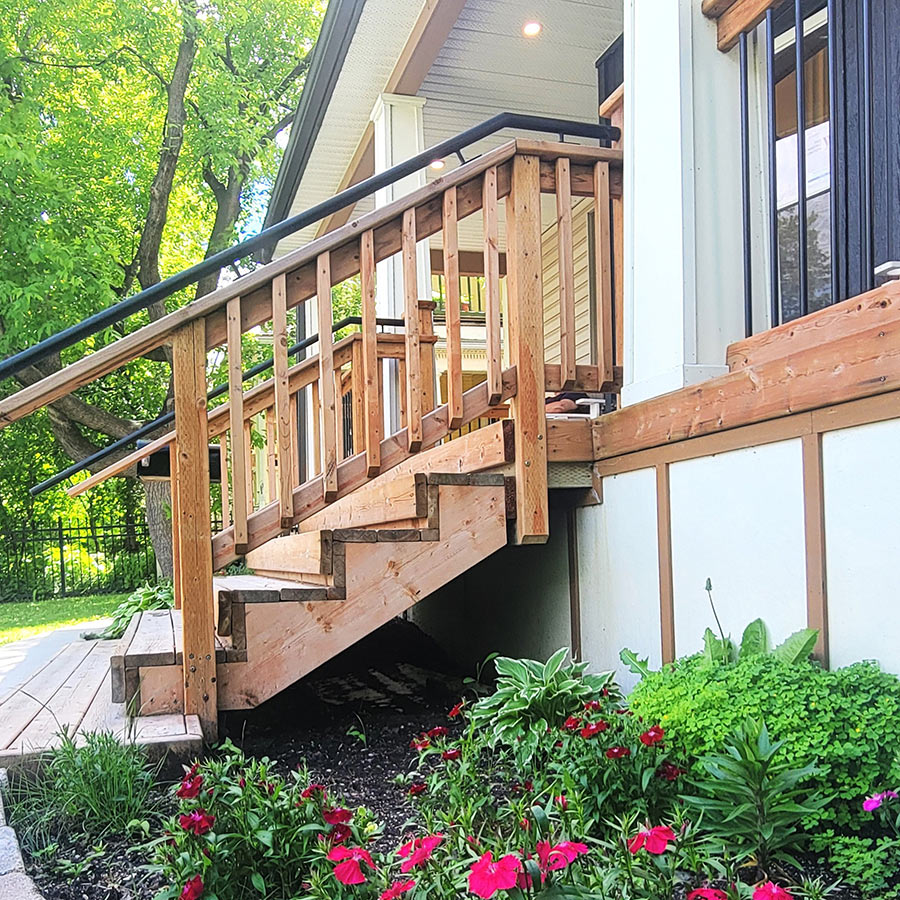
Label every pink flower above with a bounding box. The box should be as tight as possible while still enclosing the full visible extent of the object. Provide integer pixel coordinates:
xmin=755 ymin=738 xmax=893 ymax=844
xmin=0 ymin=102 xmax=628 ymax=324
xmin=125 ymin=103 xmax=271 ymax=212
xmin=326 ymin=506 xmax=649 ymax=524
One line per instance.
xmin=606 ymin=746 xmax=631 ymax=759
xmin=580 ymin=720 xmax=609 ymax=739
xmin=688 ymin=890 xmax=728 ymax=900
xmin=536 ymin=840 xmax=588 ymax=871
xmin=628 ymin=825 xmax=676 ymax=855
xmin=562 ymin=715 xmax=582 ymax=731
xmin=328 ymin=846 xmax=375 ymax=885
xmin=468 ymin=851 xmax=521 ymax=899
xmin=753 ymin=883 xmax=793 ymax=900
xmin=863 ymin=790 xmax=899 ymax=811
xmin=408 ymin=781 xmax=427 ymax=796
xmin=398 ymin=834 xmax=444 ymax=873
xmin=442 ymin=747 xmax=461 ymax=761
xmin=178 ymin=810 xmax=215 ymax=836
xmin=411 ymin=735 xmax=430 ymax=750
xmin=180 ymin=874 xmax=204 ymax=900
xmin=324 ymin=807 xmax=353 ymax=825
xmin=448 ymin=701 xmax=465 ymax=718
xmin=176 ymin=774 xmax=204 ymax=799
xmin=555 ymin=794 xmax=568 ymax=811
xmin=330 ymin=824 xmax=352 ymax=844
xmin=639 ymin=725 xmax=665 ymax=746
xmin=302 ymin=783 xmax=327 ymax=801
xmin=381 ymin=879 xmax=416 ymax=900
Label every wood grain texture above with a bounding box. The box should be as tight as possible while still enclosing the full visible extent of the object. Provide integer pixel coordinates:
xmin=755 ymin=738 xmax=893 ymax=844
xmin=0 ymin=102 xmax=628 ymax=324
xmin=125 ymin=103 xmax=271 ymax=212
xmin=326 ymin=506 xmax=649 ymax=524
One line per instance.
xmin=483 ymin=166 xmax=503 ymax=405
xmin=271 ymin=272 xmax=294 ymax=528
xmin=506 ymin=154 xmax=549 ymax=543
xmin=172 ymin=319 xmax=217 ymax=741
xmin=556 ymin=157 xmax=577 ymax=389
xmin=402 ymin=208 xmax=423 ymax=451
xmin=801 ymin=432 xmax=829 ymax=665
xmin=593 ymin=162 xmax=614 ymax=387
xmin=443 ymin=187 xmax=464 ymax=429
xmin=360 ymin=229 xmax=382 ymax=476
xmin=655 ymin=464 xmax=676 ymax=664
xmin=226 ymin=296 xmax=249 ymax=551
xmin=316 ymin=252 xmax=337 ymax=500
xmin=717 ymin=0 xmax=785 ymax=52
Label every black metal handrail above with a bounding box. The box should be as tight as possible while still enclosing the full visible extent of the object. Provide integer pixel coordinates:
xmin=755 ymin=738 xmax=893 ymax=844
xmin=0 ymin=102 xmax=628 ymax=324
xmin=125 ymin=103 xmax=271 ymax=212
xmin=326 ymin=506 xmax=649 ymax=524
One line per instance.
xmin=30 ymin=315 xmax=403 ymax=496
xmin=0 ymin=113 xmax=618 ymax=383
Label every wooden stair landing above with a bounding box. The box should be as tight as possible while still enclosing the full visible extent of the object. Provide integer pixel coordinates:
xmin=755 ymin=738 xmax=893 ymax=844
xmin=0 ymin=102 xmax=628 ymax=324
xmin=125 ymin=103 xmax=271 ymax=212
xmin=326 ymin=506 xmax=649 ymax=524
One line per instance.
xmin=0 ymin=638 xmax=202 ymax=769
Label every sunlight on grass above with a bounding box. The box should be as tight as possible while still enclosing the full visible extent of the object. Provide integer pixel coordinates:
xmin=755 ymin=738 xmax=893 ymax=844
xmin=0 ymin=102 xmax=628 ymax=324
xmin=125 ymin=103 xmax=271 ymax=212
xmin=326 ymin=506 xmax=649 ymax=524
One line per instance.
xmin=0 ymin=594 xmax=127 ymax=646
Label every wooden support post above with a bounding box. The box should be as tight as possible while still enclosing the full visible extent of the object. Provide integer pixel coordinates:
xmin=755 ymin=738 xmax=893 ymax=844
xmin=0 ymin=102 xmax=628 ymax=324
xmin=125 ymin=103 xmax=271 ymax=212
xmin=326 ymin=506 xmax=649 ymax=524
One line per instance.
xmin=612 ymin=194 xmax=625 ymax=368
xmin=243 ymin=418 xmax=254 ymax=513
xmin=506 ymin=154 xmax=549 ymax=544
xmin=802 ymin=432 xmax=829 ymax=665
xmin=351 ymin=339 xmax=365 ymax=455
xmin=402 ymin=208 xmax=422 ymax=451
xmin=360 ymin=230 xmax=381 ymax=476
xmin=171 ymin=471 xmax=182 ymax=610
xmin=593 ymin=161 xmax=614 ymax=387
xmin=443 ymin=187 xmax=464 ymax=429
xmin=655 ymin=463 xmax=676 ymax=664
xmin=172 ymin=318 xmax=217 ymax=742
xmin=226 ymin=296 xmax=248 ymax=553
xmin=271 ymin=272 xmax=294 ymax=528
xmin=483 ymin=166 xmax=503 ymax=406
xmin=289 ymin=396 xmax=300 ymax=487
xmin=317 ymin=251 xmax=338 ymax=500
xmin=556 ymin=157 xmax=577 ymax=388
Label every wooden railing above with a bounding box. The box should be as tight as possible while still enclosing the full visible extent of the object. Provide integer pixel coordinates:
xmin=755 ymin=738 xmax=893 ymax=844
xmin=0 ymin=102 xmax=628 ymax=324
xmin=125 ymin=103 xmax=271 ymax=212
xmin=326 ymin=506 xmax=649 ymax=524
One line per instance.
xmin=0 ymin=138 xmax=623 ymax=737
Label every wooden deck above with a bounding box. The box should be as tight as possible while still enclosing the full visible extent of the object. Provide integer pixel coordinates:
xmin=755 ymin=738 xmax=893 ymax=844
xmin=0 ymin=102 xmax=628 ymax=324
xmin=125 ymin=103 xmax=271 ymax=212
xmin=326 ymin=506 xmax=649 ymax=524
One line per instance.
xmin=0 ymin=638 xmax=202 ymax=768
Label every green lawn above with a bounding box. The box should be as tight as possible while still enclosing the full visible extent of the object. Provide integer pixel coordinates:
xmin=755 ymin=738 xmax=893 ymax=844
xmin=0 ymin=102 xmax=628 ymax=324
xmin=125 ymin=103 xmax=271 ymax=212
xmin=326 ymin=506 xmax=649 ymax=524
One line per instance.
xmin=0 ymin=594 xmax=126 ymax=646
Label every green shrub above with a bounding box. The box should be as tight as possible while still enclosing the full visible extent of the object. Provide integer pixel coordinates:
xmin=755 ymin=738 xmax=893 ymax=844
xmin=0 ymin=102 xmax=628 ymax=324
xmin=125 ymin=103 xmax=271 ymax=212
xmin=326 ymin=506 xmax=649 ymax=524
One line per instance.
xmin=7 ymin=729 xmax=161 ymax=852
xmin=90 ymin=580 xmax=174 ymax=640
xmin=823 ymin=834 xmax=900 ymax=900
xmin=629 ymin=653 xmax=900 ymax=832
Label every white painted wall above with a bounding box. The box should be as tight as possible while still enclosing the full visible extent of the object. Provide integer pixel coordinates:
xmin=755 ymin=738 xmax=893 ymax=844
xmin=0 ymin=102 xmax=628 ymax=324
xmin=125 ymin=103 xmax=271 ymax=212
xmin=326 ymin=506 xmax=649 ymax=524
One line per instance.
xmin=577 ymin=468 xmax=662 ymax=692
xmin=823 ymin=419 xmax=900 ymax=673
xmin=668 ymin=441 xmax=808 ymax=656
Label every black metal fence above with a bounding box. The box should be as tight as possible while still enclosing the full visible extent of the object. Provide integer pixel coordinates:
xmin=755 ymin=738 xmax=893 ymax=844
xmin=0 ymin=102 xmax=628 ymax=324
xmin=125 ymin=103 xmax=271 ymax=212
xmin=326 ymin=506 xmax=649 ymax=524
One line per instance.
xmin=0 ymin=519 xmax=157 ymax=602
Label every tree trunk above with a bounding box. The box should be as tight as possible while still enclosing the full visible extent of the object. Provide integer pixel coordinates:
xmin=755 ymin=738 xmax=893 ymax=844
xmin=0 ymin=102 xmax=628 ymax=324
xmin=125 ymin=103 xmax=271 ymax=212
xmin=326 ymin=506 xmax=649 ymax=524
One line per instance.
xmin=142 ymin=478 xmax=174 ymax=579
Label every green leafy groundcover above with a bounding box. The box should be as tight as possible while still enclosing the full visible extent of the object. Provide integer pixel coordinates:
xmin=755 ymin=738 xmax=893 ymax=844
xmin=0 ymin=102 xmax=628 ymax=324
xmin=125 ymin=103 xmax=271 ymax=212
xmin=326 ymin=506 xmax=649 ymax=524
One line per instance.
xmin=629 ymin=653 xmax=900 ymax=832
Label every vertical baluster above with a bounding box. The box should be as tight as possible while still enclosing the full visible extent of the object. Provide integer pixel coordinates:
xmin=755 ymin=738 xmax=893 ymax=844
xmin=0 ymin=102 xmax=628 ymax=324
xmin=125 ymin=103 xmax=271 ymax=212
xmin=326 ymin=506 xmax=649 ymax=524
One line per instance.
xmin=271 ymin=272 xmax=293 ymax=528
xmin=310 ymin=381 xmax=321 ymax=476
xmin=443 ymin=187 xmax=464 ymax=429
xmin=360 ymin=230 xmax=381 ymax=475
xmin=507 ymin=154 xmax=548 ymax=545
xmin=218 ymin=432 xmax=230 ymax=527
xmin=593 ymin=161 xmax=614 ymax=388
xmin=171 ymin=467 xmax=182 ymax=610
xmin=226 ymin=296 xmax=248 ymax=554
xmin=483 ymin=166 xmax=503 ymax=405
xmin=556 ymin=157 xmax=577 ymax=388
xmin=172 ymin=318 xmax=217 ymax=742
xmin=401 ymin=208 xmax=422 ymax=451
xmin=317 ymin=251 xmax=338 ymax=500
xmin=612 ymin=194 xmax=625 ymax=367
xmin=243 ymin=418 xmax=254 ymax=514
xmin=289 ymin=395 xmax=300 ymax=486
xmin=351 ymin=338 xmax=364 ymax=455
xmin=265 ymin=407 xmax=277 ymax=502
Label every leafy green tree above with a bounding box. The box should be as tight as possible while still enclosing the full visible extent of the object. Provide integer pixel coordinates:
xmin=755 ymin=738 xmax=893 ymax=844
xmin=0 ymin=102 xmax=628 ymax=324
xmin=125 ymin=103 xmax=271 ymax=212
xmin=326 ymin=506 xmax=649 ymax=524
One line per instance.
xmin=0 ymin=0 xmax=324 ymax=571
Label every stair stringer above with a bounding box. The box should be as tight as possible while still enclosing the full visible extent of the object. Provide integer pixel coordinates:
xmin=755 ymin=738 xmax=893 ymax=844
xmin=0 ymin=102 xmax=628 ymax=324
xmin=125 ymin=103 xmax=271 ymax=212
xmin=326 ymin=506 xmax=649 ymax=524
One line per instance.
xmin=215 ymin=482 xmax=507 ymax=710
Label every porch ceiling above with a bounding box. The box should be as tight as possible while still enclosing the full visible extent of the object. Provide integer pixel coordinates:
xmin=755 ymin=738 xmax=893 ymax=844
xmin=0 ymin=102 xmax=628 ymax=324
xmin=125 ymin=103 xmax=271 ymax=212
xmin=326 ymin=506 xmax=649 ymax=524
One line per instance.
xmin=273 ymin=0 xmax=623 ymax=259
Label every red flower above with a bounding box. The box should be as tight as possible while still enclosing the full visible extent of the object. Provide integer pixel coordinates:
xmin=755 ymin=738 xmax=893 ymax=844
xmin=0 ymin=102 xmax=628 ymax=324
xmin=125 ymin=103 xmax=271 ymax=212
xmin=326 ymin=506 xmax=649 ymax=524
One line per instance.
xmin=178 ymin=810 xmax=215 ymax=836
xmin=562 ymin=715 xmax=582 ymax=731
xmin=324 ymin=807 xmax=352 ymax=825
xmin=657 ymin=762 xmax=686 ymax=781
xmin=408 ymin=782 xmax=427 ymax=796
xmin=639 ymin=725 xmax=665 ymax=746
xmin=442 ymin=747 xmax=461 ymax=760
xmin=328 ymin=846 xmax=375 ymax=885
xmin=524 ymin=780 xmax=533 ymax=791
xmin=448 ymin=701 xmax=465 ymax=718
xmin=330 ymin=824 xmax=352 ymax=844
xmin=583 ymin=699 xmax=602 ymax=711
xmin=381 ymin=879 xmax=416 ymax=900
xmin=753 ymin=883 xmax=793 ymax=900
xmin=176 ymin=775 xmax=204 ymax=799
xmin=519 ymin=818 xmax=530 ymax=830
xmin=468 ymin=851 xmax=521 ymax=899
xmin=536 ymin=840 xmax=588 ymax=872
xmin=580 ymin=720 xmax=609 ymax=739
xmin=628 ymin=825 xmax=676 ymax=855
xmin=411 ymin=735 xmax=430 ymax=750
xmin=398 ymin=833 xmax=444 ymax=873
xmin=302 ymin=783 xmax=327 ymax=801
xmin=606 ymin=746 xmax=631 ymax=759
xmin=180 ymin=874 xmax=204 ymax=900
xmin=555 ymin=794 xmax=568 ymax=811
xmin=427 ymin=726 xmax=449 ymax=739
xmin=688 ymin=890 xmax=728 ymax=900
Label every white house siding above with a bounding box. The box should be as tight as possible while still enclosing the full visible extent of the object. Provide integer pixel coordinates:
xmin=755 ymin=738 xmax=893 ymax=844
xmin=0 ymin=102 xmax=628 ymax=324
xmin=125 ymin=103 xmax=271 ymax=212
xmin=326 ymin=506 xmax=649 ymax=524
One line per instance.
xmin=667 ymin=442 xmax=808 ymax=657
xmin=577 ymin=468 xmax=662 ymax=692
xmin=541 ymin=198 xmax=594 ymax=367
xmin=822 ymin=419 xmax=900 ymax=674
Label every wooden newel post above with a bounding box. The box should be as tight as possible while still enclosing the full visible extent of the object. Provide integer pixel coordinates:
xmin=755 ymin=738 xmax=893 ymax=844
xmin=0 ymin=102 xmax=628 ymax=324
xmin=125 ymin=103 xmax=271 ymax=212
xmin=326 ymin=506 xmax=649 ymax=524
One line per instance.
xmin=172 ymin=318 xmax=218 ymax=743
xmin=507 ymin=154 xmax=549 ymax=544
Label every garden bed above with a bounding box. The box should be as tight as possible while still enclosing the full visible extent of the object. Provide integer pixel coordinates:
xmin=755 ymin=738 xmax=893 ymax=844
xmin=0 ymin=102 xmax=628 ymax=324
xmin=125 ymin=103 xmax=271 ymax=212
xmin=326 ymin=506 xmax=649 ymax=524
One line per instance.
xmin=5 ymin=619 xmax=900 ymax=900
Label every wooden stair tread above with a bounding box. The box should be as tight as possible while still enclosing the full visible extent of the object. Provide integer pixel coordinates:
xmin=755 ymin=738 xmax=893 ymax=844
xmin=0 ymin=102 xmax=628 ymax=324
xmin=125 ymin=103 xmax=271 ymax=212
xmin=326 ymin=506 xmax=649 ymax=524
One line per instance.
xmin=214 ymin=573 xmax=344 ymax=602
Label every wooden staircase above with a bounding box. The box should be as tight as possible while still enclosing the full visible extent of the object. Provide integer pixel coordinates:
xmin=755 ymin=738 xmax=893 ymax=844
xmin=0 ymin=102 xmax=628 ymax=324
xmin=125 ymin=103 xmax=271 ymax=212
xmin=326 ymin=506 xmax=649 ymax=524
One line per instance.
xmin=0 ymin=138 xmax=623 ymax=742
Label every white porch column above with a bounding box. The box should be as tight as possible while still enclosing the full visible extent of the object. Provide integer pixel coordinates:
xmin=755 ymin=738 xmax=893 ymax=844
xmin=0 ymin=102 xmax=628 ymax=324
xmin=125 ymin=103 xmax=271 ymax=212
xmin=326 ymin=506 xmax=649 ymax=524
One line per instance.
xmin=622 ymin=0 xmax=746 ymax=405
xmin=370 ymin=93 xmax=432 ymax=431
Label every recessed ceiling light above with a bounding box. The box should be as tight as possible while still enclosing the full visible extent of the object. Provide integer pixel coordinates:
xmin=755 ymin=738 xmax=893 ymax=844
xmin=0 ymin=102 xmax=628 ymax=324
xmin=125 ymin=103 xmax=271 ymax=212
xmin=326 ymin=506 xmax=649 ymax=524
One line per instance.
xmin=522 ymin=21 xmax=542 ymax=37
xmin=430 ymin=159 xmax=445 ymax=170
